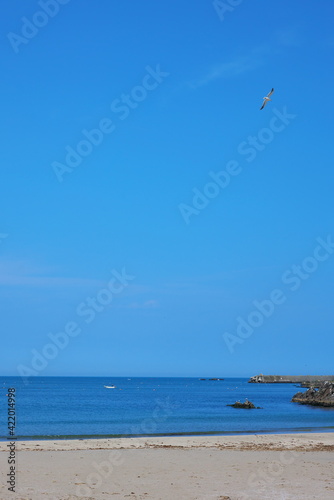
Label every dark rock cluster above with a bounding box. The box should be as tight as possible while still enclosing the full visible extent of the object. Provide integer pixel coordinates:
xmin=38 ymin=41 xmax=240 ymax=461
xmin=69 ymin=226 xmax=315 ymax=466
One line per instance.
xmin=227 ymin=400 xmax=261 ymax=409
xmin=291 ymin=381 xmax=334 ymax=407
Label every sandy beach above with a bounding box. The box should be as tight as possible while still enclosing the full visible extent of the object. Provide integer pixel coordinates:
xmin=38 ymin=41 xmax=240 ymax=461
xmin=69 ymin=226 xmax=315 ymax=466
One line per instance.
xmin=0 ymin=432 xmax=333 ymax=500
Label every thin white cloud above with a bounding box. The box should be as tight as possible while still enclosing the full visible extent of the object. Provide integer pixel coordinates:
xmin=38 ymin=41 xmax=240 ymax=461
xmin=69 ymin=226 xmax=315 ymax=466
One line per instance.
xmin=0 ymin=260 xmax=153 ymax=303
xmin=0 ymin=259 xmax=104 ymax=288
xmin=124 ymin=299 xmax=160 ymax=310
xmin=0 ymin=274 xmax=104 ymax=288
xmin=274 ymin=28 xmax=303 ymax=48
xmin=190 ymin=45 xmax=271 ymax=89
xmin=189 ymin=30 xmax=303 ymax=90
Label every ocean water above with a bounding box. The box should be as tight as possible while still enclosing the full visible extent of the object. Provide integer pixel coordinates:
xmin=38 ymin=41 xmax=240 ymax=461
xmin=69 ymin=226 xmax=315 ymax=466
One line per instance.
xmin=1 ymin=377 xmax=333 ymax=439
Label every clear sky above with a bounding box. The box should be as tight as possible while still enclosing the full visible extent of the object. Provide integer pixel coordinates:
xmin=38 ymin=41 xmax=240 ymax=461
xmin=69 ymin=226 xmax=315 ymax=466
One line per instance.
xmin=1 ymin=0 xmax=334 ymax=378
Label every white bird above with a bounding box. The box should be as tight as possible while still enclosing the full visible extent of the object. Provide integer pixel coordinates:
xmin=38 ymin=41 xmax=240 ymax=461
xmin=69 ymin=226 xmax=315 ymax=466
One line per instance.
xmin=260 ymin=88 xmax=274 ymax=110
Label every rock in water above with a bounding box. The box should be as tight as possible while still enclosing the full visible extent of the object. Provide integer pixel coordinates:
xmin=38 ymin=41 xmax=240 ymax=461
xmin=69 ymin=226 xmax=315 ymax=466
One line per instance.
xmin=227 ymin=399 xmax=261 ymax=409
xmin=291 ymin=381 xmax=334 ymax=407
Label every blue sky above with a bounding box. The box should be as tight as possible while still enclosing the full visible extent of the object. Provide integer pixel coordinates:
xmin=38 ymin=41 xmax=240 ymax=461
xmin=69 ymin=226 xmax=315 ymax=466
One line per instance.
xmin=1 ymin=0 xmax=334 ymax=378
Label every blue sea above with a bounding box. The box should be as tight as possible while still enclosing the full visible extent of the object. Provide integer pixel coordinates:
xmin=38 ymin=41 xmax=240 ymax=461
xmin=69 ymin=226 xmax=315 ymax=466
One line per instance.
xmin=1 ymin=377 xmax=333 ymax=440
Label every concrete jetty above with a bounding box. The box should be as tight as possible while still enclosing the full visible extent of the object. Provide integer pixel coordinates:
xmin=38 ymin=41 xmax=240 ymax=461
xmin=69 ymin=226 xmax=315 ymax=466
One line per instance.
xmin=248 ymin=374 xmax=334 ymax=383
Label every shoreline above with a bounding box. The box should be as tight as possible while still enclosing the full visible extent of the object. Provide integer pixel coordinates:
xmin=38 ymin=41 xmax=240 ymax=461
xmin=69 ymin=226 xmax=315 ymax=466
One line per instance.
xmin=1 ymin=431 xmax=333 ymax=452
xmin=1 ymin=426 xmax=334 ymax=443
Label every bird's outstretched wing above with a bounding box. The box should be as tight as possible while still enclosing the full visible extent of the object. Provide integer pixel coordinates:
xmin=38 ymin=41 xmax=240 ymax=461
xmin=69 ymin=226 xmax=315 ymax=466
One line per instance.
xmin=260 ymin=100 xmax=267 ymax=110
xmin=267 ymin=88 xmax=274 ymax=97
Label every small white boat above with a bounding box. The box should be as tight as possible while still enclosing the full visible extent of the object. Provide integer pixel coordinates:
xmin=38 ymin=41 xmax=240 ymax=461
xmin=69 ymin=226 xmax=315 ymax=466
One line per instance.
xmin=104 ymin=385 xmax=116 ymax=389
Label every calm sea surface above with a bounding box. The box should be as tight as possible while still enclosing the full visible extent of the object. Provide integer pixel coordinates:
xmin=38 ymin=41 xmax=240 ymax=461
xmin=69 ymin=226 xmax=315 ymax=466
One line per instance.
xmin=1 ymin=377 xmax=333 ymax=439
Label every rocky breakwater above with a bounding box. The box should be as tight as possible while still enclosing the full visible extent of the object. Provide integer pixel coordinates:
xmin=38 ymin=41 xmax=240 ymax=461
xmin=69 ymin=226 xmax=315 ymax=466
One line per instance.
xmin=291 ymin=381 xmax=334 ymax=407
xmin=249 ymin=374 xmax=334 ymax=383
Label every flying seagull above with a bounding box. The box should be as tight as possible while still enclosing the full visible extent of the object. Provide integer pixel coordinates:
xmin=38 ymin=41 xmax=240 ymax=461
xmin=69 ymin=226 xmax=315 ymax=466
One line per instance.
xmin=260 ymin=88 xmax=274 ymax=110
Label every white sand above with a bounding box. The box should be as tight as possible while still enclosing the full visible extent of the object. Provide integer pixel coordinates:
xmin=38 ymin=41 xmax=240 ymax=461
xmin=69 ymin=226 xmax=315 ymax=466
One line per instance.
xmin=0 ymin=433 xmax=333 ymax=499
